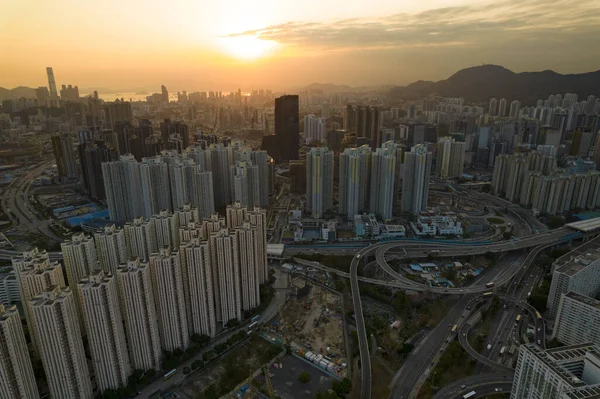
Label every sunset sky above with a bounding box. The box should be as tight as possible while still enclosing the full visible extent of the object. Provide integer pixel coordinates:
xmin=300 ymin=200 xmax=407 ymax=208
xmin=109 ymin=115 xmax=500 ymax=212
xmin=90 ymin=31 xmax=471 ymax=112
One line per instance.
xmin=1 ymin=0 xmax=599 ymax=92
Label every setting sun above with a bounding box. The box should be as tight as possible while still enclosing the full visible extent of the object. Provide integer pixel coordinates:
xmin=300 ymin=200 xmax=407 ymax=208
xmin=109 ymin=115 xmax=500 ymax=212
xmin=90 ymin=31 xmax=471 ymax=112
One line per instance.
xmin=220 ymin=35 xmax=277 ymax=60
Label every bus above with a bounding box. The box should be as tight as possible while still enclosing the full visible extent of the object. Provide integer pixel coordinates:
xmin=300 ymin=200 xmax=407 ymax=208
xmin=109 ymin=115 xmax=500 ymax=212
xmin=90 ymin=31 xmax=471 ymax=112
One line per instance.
xmin=535 ymin=311 xmax=542 ymax=320
xmin=463 ymin=391 xmax=476 ymax=399
xmin=451 ymin=324 xmax=458 ymax=333
xmin=483 ymin=291 xmax=493 ymax=297
xmin=515 ymin=314 xmax=522 ymax=323
xmin=251 ymin=314 xmax=261 ymax=323
xmin=500 ymin=346 xmax=506 ymax=355
xmin=248 ymin=321 xmax=258 ymax=330
xmin=164 ymin=369 xmax=177 ymax=380
xmin=485 ymin=282 xmax=495 ymax=288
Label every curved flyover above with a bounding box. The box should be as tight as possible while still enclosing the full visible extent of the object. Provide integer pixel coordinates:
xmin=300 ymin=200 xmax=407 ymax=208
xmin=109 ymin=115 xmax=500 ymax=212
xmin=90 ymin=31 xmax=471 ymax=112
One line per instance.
xmin=433 ymin=373 xmax=514 ymax=399
xmin=458 ymin=321 xmax=514 ymax=373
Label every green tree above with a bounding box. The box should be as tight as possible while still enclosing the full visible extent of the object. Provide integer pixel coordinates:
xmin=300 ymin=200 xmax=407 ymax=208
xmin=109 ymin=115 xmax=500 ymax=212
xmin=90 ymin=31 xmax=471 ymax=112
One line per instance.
xmin=548 ymin=216 xmax=565 ymax=229
xmin=332 ymin=378 xmax=352 ymax=398
xmin=298 ymin=371 xmax=311 ymax=383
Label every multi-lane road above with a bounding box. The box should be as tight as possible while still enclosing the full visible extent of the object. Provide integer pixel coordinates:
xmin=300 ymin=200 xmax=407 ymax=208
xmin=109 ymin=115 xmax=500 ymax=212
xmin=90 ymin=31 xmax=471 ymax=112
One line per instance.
xmin=433 ymin=373 xmax=513 ymax=399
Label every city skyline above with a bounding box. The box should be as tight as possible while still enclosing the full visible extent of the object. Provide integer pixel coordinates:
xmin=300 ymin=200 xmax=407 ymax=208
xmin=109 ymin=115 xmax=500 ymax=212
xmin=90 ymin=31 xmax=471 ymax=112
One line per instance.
xmin=1 ymin=0 xmax=600 ymax=91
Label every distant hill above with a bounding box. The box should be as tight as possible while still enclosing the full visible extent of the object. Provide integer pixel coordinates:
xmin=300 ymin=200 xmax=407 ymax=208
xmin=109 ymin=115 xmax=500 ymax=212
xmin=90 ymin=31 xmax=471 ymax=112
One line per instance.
xmin=299 ymin=82 xmax=390 ymax=94
xmin=388 ymin=65 xmax=600 ymax=104
xmin=0 ymin=86 xmax=37 ymax=101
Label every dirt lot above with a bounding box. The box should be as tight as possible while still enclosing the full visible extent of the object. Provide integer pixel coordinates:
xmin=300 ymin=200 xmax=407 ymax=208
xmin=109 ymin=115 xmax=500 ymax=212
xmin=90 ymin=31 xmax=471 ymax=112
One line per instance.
xmin=269 ymin=355 xmax=335 ymax=399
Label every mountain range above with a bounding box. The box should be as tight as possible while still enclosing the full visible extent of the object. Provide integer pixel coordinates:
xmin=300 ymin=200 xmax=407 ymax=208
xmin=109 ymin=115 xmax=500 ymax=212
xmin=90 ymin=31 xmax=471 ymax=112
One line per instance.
xmin=388 ymin=65 xmax=600 ymax=104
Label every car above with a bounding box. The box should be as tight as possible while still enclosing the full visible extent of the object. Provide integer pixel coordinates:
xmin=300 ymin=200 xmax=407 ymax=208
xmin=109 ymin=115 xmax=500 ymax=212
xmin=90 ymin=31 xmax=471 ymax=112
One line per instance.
xmin=460 ymin=384 xmax=466 ymax=389
xmin=495 ymin=388 xmax=503 ymax=392
xmin=537 ymin=340 xmax=541 ymax=344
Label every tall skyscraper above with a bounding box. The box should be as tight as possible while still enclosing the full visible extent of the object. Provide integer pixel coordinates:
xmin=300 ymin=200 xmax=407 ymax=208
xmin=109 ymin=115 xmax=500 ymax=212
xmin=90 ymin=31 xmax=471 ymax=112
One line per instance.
xmin=117 ymin=259 xmax=162 ymax=371
xmin=436 ymin=137 xmax=466 ymax=178
xmin=125 ymin=217 xmax=157 ymax=261
xmin=489 ymin=98 xmax=498 ymax=116
xmin=181 ymin=239 xmax=217 ymax=337
xmin=209 ymin=229 xmax=241 ymax=326
xmin=31 ymin=287 xmax=93 ymax=399
xmin=275 ymin=95 xmax=300 ymax=161
xmin=94 ymin=224 xmax=128 ymax=275
xmin=46 ymin=67 xmax=58 ymax=98
xmin=245 ymin=207 xmax=268 ymax=284
xmin=401 ymin=144 xmax=432 ymax=214
xmin=234 ymin=223 xmax=261 ymax=311
xmin=61 ymin=233 xmax=98 ymax=321
xmin=79 ymin=271 xmax=131 ymax=391
xmin=370 ymin=147 xmax=397 ymax=221
xmin=498 ymin=98 xmax=508 ymax=117
xmin=149 ymin=247 xmax=189 ymax=351
xmin=51 ymin=133 xmax=78 ymax=180
xmin=306 ymin=147 xmax=334 ymax=218
xmin=339 ymin=146 xmax=371 ymax=218
xmin=161 ymin=85 xmax=169 ymax=103
xmin=0 ymin=305 xmax=39 ymax=399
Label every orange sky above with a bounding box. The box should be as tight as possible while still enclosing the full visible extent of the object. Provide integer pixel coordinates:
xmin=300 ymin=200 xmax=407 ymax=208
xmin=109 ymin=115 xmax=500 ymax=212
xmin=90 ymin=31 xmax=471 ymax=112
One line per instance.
xmin=1 ymin=0 xmax=599 ymax=92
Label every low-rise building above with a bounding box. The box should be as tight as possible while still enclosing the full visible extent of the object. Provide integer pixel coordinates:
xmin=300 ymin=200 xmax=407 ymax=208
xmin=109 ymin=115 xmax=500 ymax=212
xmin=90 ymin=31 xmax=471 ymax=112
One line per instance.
xmin=354 ymin=214 xmax=380 ymax=238
xmin=380 ymin=224 xmax=406 ymax=238
xmin=410 ymin=213 xmax=463 ymax=236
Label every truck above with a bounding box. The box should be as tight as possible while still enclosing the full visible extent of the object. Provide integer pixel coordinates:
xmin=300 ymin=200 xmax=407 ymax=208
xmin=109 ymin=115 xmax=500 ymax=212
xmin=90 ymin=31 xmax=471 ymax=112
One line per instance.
xmin=487 ymin=344 xmax=492 ymax=350
xmin=486 ymin=282 xmax=495 ymax=288
xmin=463 ymin=392 xmax=476 ymax=399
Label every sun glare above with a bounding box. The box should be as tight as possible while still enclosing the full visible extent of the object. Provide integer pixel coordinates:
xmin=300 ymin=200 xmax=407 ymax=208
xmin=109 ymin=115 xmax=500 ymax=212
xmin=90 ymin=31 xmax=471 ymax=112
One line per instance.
xmin=220 ymin=35 xmax=276 ymax=60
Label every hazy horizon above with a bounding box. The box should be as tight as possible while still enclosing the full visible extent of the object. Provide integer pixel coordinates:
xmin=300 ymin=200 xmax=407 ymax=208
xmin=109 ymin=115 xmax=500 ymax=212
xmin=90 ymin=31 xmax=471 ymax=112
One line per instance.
xmin=2 ymin=0 xmax=599 ymax=92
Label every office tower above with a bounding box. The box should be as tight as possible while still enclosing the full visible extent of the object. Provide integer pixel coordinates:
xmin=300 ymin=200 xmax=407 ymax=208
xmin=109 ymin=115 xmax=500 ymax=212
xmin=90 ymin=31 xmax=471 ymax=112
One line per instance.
xmin=306 ymin=147 xmax=334 ymax=218
xmin=509 ymin=101 xmax=521 ymax=119
xmin=161 ymin=85 xmax=169 ymax=103
xmin=304 ymin=114 xmax=326 ymax=144
xmin=61 ymin=233 xmax=97 ymax=322
xmin=79 ymin=139 xmax=119 ymax=200
xmin=275 ymin=95 xmax=300 ymax=161
xmin=511 ymin=343 xmax=600 ymax=399
xmin=117 ymin=259 xmax=161 ymax=371
xmin=498 ymin=98 xmax=507 ymax=117
xmin=14 ymin=250 xmax=66 ymax=351
xmin=104 ymin=100 xmax=133 ymax=129
xmin=547 ymin=243 xmax=600 ymax=319
xmin=553 ymin=292 xmax=600 ymax=347
xmin=401 ymin=144 xmax=432 ymax=214
xmin=436 ymin=137 xmax=466 ymax=178
xmin=234 ymin=223 xmax=261 ymax=311
xmin=153 ymin=210 xmax=180 ymax=249
xmin=79 ymin=271 xmax=131 ymax=391
xmin=370 ymin=147 xmax=397 ymax=221
xmin=181 ymin=239 xmax=217 ymax=337
xmin=94 ymin=224 xmax=128 ymax=275
xmin=209 ymin=229 xmax=241 ymax=326
xmin=149 ymin=247 xmax=189 ymax=351
xmin=208 ymin=143 xmax=232 ymax=208
xmin=46 ymin=67 xmax=58 ymax=98
xmin=231 ymin=161 xmax=260 ymax=209
xmin=192 ymin=170 xmax=215 ymax=219
xmin=51 ymin=133 xmax=78 ymax=180
xmin=339 ymin=146 xmax=371 ymax=218
xmin=0 ymin=305 xmax=39 ymax=399
xmin=245 ymin=207 xmax=268 ymax=283
xmin=31 ymin=287 xmax=93 ymax=399
xmin=124 ymin=217 xmax=157 ymax=261
xmin=489 ymin=98 xmax=498 ymax=116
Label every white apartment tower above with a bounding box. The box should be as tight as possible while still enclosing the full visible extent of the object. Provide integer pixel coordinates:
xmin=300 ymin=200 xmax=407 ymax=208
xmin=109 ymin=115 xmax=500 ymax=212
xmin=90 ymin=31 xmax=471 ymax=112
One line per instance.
xmin=149 ymin=247 xmax=189 ymax=351
xmin=209 ymin=229 xmax=242 ymax=326
xmin=553 ymin=292 xmax=600 ymax=347
xmin=94 ymin=224 xmax=128 ymax=275
xmin=245 ymin=207 xmax=268 ymax=284
xmin=370 ymin=146 xmax=397 ymax=221
xmin=181 ymin=239 xmax=217 ymax=337
xmin=124 ymin=217 xmax=157 ymax=261
xmin=304 ymin=114 xmax=326 ymax=144
xmin=306 ymin=147 xmax=334 ymax=218
xmin=0 ymin=305 xmax=39 ymax=399
xmin=117 ymin=259 xmax=162 ymax=371
xmin=401 ymin=144 xmax=432 ymax=214
xmin=231 ymin=161 xmax=261 ymax=209
xmin=79 ymin=270 xmax=131 ymax=391
xmin=436 ymin=137 xmax=466 ymax=178
xmin=226 ymin=202 xmax=247 ymax=230
xmin=339 ymin=146 xmax=371 ymax=218
xmin=153 ymin=210 xmax=180 ymax=249
xmin=193 ymin=170 xmax=216 ymax=220
xmin=31 ymin=286 xmax=93 ymax=399
xmin=235 ymin=223 xmax=261 ymax=311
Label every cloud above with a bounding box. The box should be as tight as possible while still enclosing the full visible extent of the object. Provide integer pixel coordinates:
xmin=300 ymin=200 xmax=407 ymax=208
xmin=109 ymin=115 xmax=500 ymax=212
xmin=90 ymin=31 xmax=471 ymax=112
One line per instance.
xmin=226 ymin=0 xmax=600 ymax=54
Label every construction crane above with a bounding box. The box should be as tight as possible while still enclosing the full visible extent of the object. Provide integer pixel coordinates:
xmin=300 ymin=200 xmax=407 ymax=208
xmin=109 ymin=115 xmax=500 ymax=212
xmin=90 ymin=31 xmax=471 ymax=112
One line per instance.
xmin=264 ymin=367 xmax=275 ymax=398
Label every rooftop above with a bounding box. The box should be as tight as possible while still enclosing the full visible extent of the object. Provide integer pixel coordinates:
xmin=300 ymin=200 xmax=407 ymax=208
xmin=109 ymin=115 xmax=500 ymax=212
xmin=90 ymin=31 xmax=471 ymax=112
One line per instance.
xmin=567 ymin=217 xmax=600 ymax=233
xmin=554 ymin=237 xmax=600 ymax=276
xmin=565 ymin=292 xmax=600 ymax=311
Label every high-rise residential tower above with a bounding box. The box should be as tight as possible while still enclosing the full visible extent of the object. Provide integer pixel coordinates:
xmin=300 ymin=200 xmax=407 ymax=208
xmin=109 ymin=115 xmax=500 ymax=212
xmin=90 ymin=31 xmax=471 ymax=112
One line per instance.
xmin=94 ymin=224 xmax=128 ymax=275
xmin=209 ymin=229 xmax=241 ymax=326
xmin=31 ymin=287 xmax=93 ymax=399
xmin=436 ymin=137 xmax=466 ymax=178
xmin=339 ymin=146 xmax=371 ymax=218
xmin=0 ymin=305 xmax=39 ymax=399
xmin=401 ymin=144 xmax=432 ymax=214
xmin=234 ymin=223 xmax=261 ymax=311
xmin=124 ymin=217 xmax=157 ymax=261
xmin=79 ymin=271 xmax=131 ymax=391
xmin=370 ymin=146 xmax=397 ymax=221
xmin=51 ymin=133 xmax=79 ymax=180
xmin=61 ymin=233 xmax=98 ymax=321
xmin=306 ymin=147 xmax=334 ymax=218
xmin=117 ymin=259 xmax=162 ymax=371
